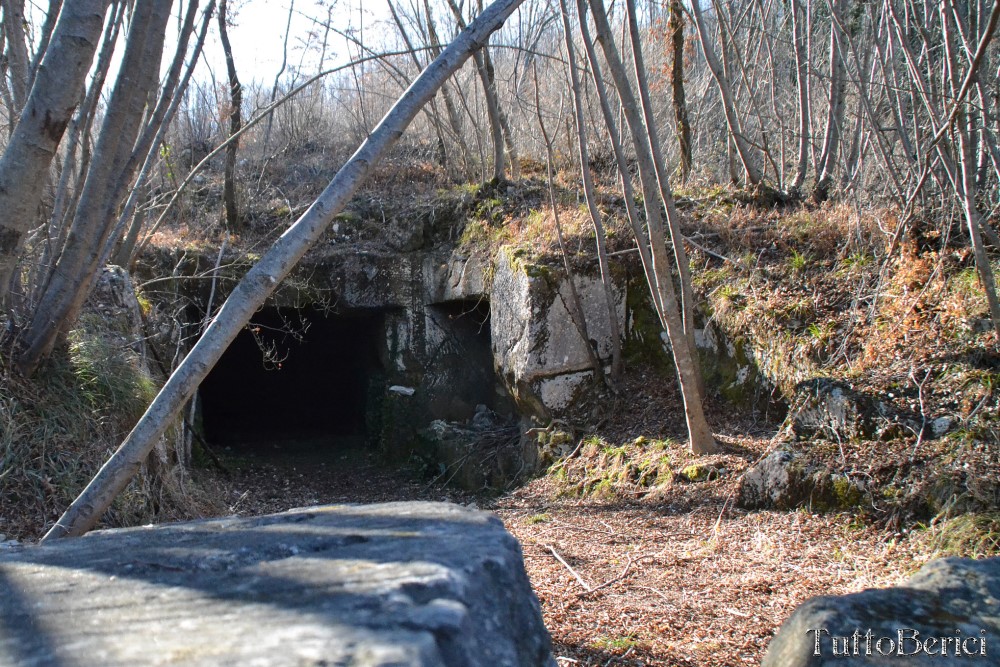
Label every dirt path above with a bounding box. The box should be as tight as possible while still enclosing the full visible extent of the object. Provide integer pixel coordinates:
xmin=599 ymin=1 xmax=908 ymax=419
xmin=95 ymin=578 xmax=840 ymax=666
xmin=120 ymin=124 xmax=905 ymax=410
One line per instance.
xmin=201 ymin=434 xmax=931 ymax=667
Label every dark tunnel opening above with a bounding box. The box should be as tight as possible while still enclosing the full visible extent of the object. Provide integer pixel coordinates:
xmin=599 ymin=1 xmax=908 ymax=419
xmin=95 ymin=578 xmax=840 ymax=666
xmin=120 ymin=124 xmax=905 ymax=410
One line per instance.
xmin=425 ymin=299 xmax=509 ymax=421
xmin=198 ymin=306 xmax=384 ymax=453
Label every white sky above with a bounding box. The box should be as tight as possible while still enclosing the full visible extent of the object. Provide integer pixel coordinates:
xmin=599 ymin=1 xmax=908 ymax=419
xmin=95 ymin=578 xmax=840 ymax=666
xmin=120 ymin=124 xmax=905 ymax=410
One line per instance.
xmin=26 ymin=0 xmax=397 ymax=87
xmin=201 ymin=0 xmax=394 ymax=84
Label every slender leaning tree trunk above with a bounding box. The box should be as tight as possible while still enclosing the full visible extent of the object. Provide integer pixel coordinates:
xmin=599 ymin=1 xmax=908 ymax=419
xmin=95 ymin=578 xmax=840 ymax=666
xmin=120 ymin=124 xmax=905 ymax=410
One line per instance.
xmin=559 ymin=0 xmax=623 ymax=382
xmin=218 ymin=0 xmax=242 ymax=230
xmin=626 ymin=0 xmax=698 ymax=355
xmin=813 ymin=0 xmax=848 ymax=202
xmin=790 ymin=0 xmax=811 ymax=191
xmin=668 ymin=0 xmax=692 ymax=184
xmin=2 ymin=0 xmax=29 ymax=115
xmin=690 ymin=0 xmax=763 ymax=186
xmin=586 ymin=0 xmax=717 ymax=455
xmin=44 ymin=0 xmax=529 ymax=541
xmin=534 ymin=67 xmax=606 ymax=385
xmin=0 ymin=0 xmax=111 ymax=307
xmin=445 ymin=0 xmax=518 ymax=181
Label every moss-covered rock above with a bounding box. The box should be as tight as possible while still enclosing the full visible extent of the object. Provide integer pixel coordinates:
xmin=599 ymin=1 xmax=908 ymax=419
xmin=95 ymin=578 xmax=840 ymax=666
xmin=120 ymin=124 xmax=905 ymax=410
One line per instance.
xmin=677 ymin=464 xmax=721 ymax=483
xmin=738 ymin=448 xmax=867 ymax=512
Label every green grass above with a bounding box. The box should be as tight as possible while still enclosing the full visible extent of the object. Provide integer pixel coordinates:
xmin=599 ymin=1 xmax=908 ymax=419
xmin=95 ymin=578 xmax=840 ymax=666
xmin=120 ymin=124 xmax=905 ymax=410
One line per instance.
xmin=919 ymin=512 xmax=1000 ymax=559
xmin=592 ymin=635 xmax=641 ymax=651
xmin=788 ymin=249 xmax=809 ymax=273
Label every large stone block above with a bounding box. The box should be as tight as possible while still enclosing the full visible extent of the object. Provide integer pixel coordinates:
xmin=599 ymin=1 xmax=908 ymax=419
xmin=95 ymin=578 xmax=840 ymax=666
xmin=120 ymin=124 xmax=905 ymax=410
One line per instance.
xmin=490 ymin=249 xmax=623 ymax=419
xmin=0 ymin=502 xmax=554 ymax=667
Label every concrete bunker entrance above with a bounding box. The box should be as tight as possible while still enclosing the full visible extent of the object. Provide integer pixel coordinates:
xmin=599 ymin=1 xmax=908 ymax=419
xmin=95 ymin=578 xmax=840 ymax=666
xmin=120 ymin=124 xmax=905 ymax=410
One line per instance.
xmin=424 ymin=298 xmax=505 ymax=421
xmin=198 ymin=306 xmax=384 ymax=454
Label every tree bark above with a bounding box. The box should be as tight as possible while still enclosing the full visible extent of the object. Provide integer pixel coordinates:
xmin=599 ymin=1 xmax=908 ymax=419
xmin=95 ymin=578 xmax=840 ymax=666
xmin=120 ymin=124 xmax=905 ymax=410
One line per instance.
xmin=576 ymin=1 xmax=660 ymax=322
xmin=218 ymin=0 xmax=242 ymax=230
xmin=534 ymin=65 xmax=606 ymax=385
xmin=0 ymin=0 xmax=110 ymax=307
xmin=26 ymin=0 xmax=62 ymax=88
xmin=690 ymin=0 xmax=763 ymax=186
xmin=113 ymin=0 xmax=216 ymax=267
xmin=558 ymin=0 xmax=622 ymax=382
xmin=2 ymin=0 xmax=29 ymax=115
xmin=17 ymin=0 xmax=173 ymax=375
xmin=957 ymin=109 xmax=1000 ymax=341
xmin=261 ymin=0 xmax=295 ymax=155
xmin=790 ymin=0 xmax=811 ymax=191
xmin=43 ymin=0 xmax=529 ymax=541
xmin=625 ymin=0 xmax=698 ymax=356
xmin=422 ymin=0 xmax=475 ymax=176
xmin=386 ymin=0 xmax=460 ymax=175
xmin=668 ymin=0 xmax=692 ymax=184
xmin=445 ymin=0 xmax=518 ymax=181
xmin=35 ymin=0 xmax=125 ymax=305
xmin=585 ymin=0 xmax=717 ymax=455
xmin=813 ymin=0 xmax=848 ymax=202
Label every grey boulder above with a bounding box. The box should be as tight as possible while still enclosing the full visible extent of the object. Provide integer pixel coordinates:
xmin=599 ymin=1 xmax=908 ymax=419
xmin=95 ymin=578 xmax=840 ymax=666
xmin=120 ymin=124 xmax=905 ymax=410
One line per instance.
xmin=763 ymin=557 xmax=1000 ymax=666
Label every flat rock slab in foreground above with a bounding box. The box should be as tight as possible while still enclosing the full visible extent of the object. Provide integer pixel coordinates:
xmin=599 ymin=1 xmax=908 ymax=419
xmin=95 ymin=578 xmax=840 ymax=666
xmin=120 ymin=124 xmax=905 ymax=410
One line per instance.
xmin=0 ymin=502 xmax=554 ymax=667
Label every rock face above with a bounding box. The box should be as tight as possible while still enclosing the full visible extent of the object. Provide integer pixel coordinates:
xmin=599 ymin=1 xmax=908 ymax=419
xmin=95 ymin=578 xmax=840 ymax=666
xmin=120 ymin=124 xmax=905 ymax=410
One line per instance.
xmin=0 ymin=502 xmax=554 ymax=667
xmin=763 ymin=557 xmax=1000 ymax=666
xmin=789 ymin=377 xmax=942 ymax=443
xmin=738 ymin=449 xmax=866 ymax=512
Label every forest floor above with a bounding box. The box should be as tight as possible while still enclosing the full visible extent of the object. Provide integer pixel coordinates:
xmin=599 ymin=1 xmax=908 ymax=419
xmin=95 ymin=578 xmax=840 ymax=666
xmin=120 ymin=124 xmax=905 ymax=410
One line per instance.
xmin=196 ymin=370 xmax=936 ymax=667
xmin=4 ymin=170 xmax=995 ymax=663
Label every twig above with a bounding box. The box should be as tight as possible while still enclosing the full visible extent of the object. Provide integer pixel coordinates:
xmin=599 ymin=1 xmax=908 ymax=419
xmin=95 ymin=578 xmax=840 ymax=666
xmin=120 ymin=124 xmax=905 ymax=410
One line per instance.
xmin=909 ymin=368 xmax=932 ymax=462
xmin=608 ymin=246 xmax=640 ymax=257
xmin=636 ymin=585 xmax=673 ymax=605
xmin=578 ymin=556 xmax=633 ymax=597
xmin=547 ymin=437 xmax=585 ymax=472
xmin=550 ymin=519 xmax=617 ymax=536
xmin=546 ymin=544 xmax=592 ymax=592
xmin=683 ymin=235 xmax=736 ymax=265
xmin=611 ymin=236 xmax=736 ymax=265
xmin=229 ymin=489 xmax=250 ymax=513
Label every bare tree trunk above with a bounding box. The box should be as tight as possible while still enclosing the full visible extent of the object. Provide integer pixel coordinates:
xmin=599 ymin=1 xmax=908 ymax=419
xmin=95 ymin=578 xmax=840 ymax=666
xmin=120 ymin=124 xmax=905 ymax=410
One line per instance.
xmin=386 ymin=0 xmax=458 ymax=174
xmin=690 ymin=0 xmax=763 ymax=186
xmin=668 ymin=0 xmax=692 ymax=184
xmin=957 ymin=109 xmax=1000 ymax=340
xmin=34 ymin=1 xmax=125 ymax=305
xmin=790 ymin=0 xmax=811 ymax=191
xmin=218 ymin=0 xmax=242 ymax=230
xmin=585 ymin=0 xmax=717 ymax=455
xmin=625 ymin=0 xmax=698 ymax=357
xmin=422 ymin=0 xmax=475 ymax=176
xmin=113 ymin=0 xmax=216 ymax=267
xmin=0 ymin=0 xmax=111 ymax=307
xmin=27 ymin=0 xmax=62 ymax=88
xmin=261 ymin=0 xmax=295 ymax=155
xmin=945 ymin=1 xmax=1000 ymax=339
xmin=1 ymin=0 xmax=29 ymax=115
xmin=445 ymin=0 xmax=518 ymax=181
xmin=43 ymin=0 xmax=529 ymax=541
xmin=813 ymin=0 xmax=848 ymax=202
xmin=559 ymin=0 xmax=622 ymax=382
xmin=576 ymin=1 xmax=661 ymax=322
xmin=17 ymin=0 xmax=173 ymax=375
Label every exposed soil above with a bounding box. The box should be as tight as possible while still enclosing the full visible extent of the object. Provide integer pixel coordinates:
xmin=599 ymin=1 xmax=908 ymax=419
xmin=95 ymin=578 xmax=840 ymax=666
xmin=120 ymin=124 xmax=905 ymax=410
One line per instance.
xmin=197 ymin=378 xmax=934 ymax=667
